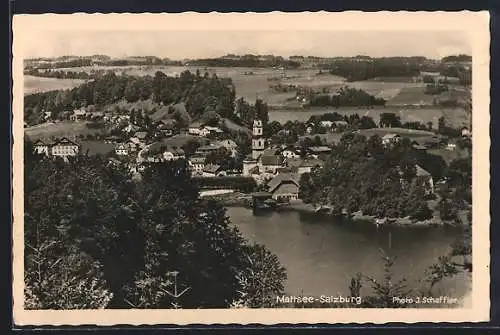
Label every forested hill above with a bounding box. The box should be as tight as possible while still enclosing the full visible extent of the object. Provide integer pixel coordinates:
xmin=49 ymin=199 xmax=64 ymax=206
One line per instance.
xmin=24 ymin=70 xmax=238 ymax=125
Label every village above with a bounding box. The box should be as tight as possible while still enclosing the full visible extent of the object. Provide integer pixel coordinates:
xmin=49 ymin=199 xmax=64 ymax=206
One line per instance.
xmin=30 ymin=103 xmax=472 ymax=214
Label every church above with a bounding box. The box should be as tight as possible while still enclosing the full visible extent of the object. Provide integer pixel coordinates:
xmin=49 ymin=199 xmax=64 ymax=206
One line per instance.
xmin=242 ymin=119 xmax=285 ymax=176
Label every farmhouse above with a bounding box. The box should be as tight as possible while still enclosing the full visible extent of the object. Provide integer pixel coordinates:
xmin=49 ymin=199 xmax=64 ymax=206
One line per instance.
xmin=461 ymin=127 xmax=471 ymax=138
xmin=267 ymin=173 xmax=301 ymax=202
xmin=195 ymin=144 xmax=222 ymax=156
xmin=382 ymin=134 xmax=401 ymax=146
xmin=188 ymin=156 xmax=206 ymax=176
xmin=213 ymin=139 xmax=238 ymax=156
xmin=415 ymin=165 xmax=434 ymax=195
xmin=162 ymin=148 xmax=186 ymax=161
xmin=70 ymin=109 xmax=87 ymax=121
xmin=307 ymin=146 xmax=332 ymax=158
xmin=286 ymin=158 xmax=324 ymax=175
xmin=203 ymin=164 xmax=226 ymax=177
xmin=320 ymin=120 xmax=334 ymax=128
xmin=280 ymin=147 xmax=301 ymax=159
xmin=134 ymin=131 xmax=148 ymax=142
xmin=260 ymin=154 xmax=286 ymax=174
xmin=115 ymin=143 xmax=129 ymax=156
xmin=188 ymin=121 xmax=204 ymax=135
xmin=33 ymin=139 xmax=53 ymax=156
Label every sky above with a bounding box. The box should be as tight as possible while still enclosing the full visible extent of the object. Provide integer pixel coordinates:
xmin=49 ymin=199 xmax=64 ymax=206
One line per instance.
xmin=22 ymin=30 xmax=471 ymax=60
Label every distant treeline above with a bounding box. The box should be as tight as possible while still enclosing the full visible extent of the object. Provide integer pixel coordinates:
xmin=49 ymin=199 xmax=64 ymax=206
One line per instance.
xmin=25 ymin=68 xmax=97 ymax=80
xmin=188 ymin=55 xmax=301 ymax=69
xmin=25 ymin=56 xmax=183 ymax=70
xmin=24 ymin=70 xmax=238 ymax=126
xmin=317 ymin=58 xmax=422 ymax=81
xmin=305 ymin=86 xmax=386 ymax=107
xmin=315 ymin=56 xmax=472 ymax=83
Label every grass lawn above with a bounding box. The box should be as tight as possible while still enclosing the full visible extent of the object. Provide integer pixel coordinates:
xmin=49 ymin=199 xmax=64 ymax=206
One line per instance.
xmin=24 ymin=121 xmax=105 ymax=141
xmin=24 ymin=75 xmax=87 ymax=96
xmin=80 ymin=140 xmax=116 ymax=156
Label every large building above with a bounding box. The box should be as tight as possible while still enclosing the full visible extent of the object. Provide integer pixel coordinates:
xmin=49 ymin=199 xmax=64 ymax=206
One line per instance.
xmin=33 ymin=137 xmax=80 ymax=160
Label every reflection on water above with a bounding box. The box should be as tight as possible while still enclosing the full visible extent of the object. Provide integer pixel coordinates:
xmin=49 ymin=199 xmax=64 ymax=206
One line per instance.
xmin=227 ymin=207 xmax=470 ymax=299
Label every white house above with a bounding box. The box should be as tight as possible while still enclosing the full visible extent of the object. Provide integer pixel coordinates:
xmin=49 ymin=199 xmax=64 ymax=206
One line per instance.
xmin=214 ymin=139 xmax=238 ymax=157
xmin=382 ymin=133 xmax=401 ymax=146
xmin=50 ymin=137 xmax=80 ymax=159
xmin=188 ymin=156 xmax=206 ymax=176
xmin=281 ymin=147 xmax=300 ymax=159
xmin=162 ymin=148 xmax=185 ymax=161
xmin=70 ymin=109 xmax=87 ymax=121
xmin=188 ymin=121 xmax=204 ymax=135
xmin=320 ymin=120 xmax=334 ymax=128
xmin=115 ymin=143 xmax=129 ymax=156
xmin=33 ymin=139 xmax=52 ymax=156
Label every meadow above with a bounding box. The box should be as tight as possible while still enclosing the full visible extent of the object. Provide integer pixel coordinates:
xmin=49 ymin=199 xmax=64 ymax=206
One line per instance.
xmin=24 ymin=121 xmax=104 ymax=141
xmin=24 ymin=75 xmax=88 ymax=96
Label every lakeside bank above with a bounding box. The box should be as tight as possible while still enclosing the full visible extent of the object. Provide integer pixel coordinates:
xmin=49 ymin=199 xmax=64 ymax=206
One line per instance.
xmin=201 ymin=191 xmax=446 ymax=228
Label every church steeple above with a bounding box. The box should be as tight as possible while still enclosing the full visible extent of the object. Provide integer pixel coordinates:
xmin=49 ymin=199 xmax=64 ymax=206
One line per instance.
xmin=252 ymin=118 xmax=265 ymax=160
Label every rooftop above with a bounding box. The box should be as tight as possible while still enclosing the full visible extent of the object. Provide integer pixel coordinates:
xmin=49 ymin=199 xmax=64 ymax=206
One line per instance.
xmin=261 ymin=155 xmax=285 ymax=166
xmin=267 ymin=173 xmax=300 ymax=193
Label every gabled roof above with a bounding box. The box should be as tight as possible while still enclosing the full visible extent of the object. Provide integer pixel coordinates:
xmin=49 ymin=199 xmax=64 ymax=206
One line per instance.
xmin=416 ymin=165 xmax=431 ymax=177
xmin=261 ymin=155 xmax=285 ymax=166
xmin=189 ymin=121 xmax=204 ymax=128
xmin=308 ymin=146 xmax=332 ymax=153
xmin=267 ymin=173 xmax=300 ymax=193
xmin=197 ymin=145 xmax=220 ymax=151
xmin=382 ymin=133 xmax=400 ymax=140
xmin=189 ymin=156 xmax=206 ymax=164
xmin=33 ymin=139 xmax=48 ymax=146
xmin=134 ymin=131 xmax=148 ymax=139
xmin=53 ymin=137 xmax=79 ymax=147
xmin=203 ymin=164 xmax=222 ymax=174
xmin=262 ymin=148 xmax=280 ymax=156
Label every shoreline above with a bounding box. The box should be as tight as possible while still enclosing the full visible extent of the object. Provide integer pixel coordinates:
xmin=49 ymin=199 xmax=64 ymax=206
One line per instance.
xmin=203 ymin=192 xmax=446 ymax=228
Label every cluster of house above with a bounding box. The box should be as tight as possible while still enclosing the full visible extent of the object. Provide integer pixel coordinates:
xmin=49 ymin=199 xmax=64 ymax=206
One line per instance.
xmin=33 ymin=137 xmax=81 ymax=160
xmin=187 ymin=122 xmax=224 ymax=137
xmin=43 ymin=108 xmax=106 ymax=122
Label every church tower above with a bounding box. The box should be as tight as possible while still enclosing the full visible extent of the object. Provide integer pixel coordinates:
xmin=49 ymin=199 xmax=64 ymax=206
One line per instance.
xmin=252 ymin=119 xmax=265 ymax=160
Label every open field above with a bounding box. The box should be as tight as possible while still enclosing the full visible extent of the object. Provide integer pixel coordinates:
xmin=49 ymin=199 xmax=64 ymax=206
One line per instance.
xmin=357 ymin=127 xmax=435 ymax=139
xmin=25 ymin=66 xmax=470 ymax=124
xmin=24 ymin=75 xmax=88 ymax=95
xmin=24 ymin=121 xmax=104 ymax=141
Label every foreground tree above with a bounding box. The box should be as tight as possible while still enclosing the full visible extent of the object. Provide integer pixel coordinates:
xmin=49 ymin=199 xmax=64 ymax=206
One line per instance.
xmin=24 ymin=146 xmax=287 ymax=309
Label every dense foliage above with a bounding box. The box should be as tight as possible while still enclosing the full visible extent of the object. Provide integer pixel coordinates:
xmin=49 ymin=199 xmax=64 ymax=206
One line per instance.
xmin=306 ymin=86 xmax=386 ymax=107
xmin=194 ymin=176 xmax=257 ymax=193
xmin=24 ymin=70 xmax=238 ymax=126
xmin=188 ymin=55 xmax=301 ymax=69
xmin=24 ymin=143 xmax=285 ymax=309
xmin=318 ymin=57 xmax=422 ymax=81
xmin=299 ymin=133 xmax=434 ymax=220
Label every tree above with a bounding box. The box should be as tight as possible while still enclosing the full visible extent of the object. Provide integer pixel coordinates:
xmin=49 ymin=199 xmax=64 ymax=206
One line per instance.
xmin=24 ymin=155 xmax=287 ymax=309
xmin=379 ymin=113 xmax=402 ymax=128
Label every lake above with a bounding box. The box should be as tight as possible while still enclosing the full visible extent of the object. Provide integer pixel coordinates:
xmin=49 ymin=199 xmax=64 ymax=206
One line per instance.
xmin=227 ymin=207 xmax=471 ymax=299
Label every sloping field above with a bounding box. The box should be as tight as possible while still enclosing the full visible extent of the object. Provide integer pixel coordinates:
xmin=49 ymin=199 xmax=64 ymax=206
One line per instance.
xmin=386 ymin=87 xmax=435 ymax=106
xmin=358 ymin=127 xmax=435 ymax=139
xmin=24 ymin=75 xmax=87 ymax=96
xmin=24 ymin=121 xmax=103 ymax=141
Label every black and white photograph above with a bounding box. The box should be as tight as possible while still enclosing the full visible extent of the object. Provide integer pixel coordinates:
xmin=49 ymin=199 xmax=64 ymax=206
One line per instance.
xmin=12 ymin=12 xmax=490 ymax=325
